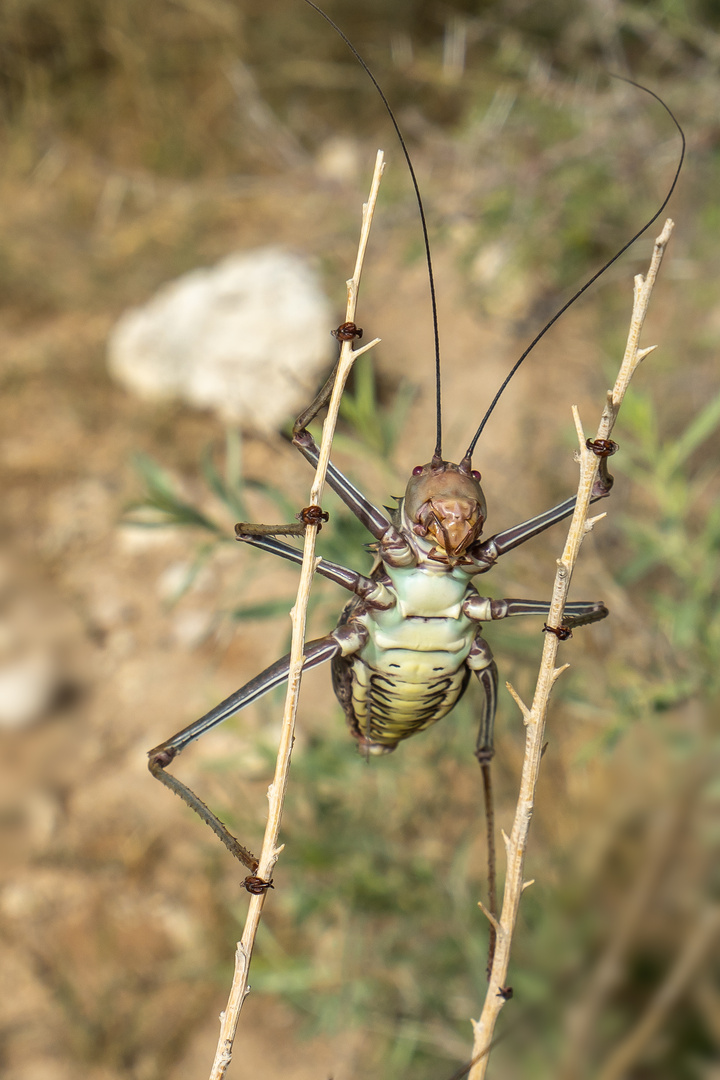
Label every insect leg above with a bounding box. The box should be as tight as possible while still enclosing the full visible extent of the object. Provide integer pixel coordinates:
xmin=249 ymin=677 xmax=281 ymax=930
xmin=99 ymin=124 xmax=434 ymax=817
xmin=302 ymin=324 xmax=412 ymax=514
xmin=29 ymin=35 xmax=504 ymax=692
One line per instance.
xmin=238 ymin=374 xmax=410 ymax=559
xmin=559 ymin=602 xmax=609 ymax=629
xmin=467 ymin=633 xmax=498 ymax=782
xmin=467 ymin=631 xmax=499 ymax=973
xmin=148 ymin=625 xmax=367 ymax=872
xmin=463 ymin=594 xmax=606 ymax=966
xmin=464 ymin=596 xmax=609 ymax=628
xmin=292 ymin=425 xmax=394 ymax=540
xmin=290 ymin=358 xmax=391 ymax=536
xmin=234 ymin=530 xmax=395 ymax=608
xmin=292 ymin=357 xmax=341 ymax=433
xmin=471 ymin=470 xmax=613 ymax=570
xmin=233 ymin=417 xmax=398 ymax=545
xmin=236 ymin=359 xmax=394 ymax=543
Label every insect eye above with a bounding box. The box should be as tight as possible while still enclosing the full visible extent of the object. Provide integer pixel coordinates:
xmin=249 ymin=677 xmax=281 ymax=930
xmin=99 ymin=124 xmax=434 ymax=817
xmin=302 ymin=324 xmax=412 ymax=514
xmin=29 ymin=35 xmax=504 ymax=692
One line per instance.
xmin=471 ymin=470 xmax=482 ymax=481
xmin=412 ymin=465 xmax=424 ymax=476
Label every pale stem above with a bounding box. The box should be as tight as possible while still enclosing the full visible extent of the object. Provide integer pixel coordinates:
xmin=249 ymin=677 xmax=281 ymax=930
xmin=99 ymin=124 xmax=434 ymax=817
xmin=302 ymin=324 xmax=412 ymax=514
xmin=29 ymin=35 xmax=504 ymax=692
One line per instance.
xmin=208 ymin=151 xmax=385 ymax=1080
xmin=467 ymin=219 xmax=675 ymax=1080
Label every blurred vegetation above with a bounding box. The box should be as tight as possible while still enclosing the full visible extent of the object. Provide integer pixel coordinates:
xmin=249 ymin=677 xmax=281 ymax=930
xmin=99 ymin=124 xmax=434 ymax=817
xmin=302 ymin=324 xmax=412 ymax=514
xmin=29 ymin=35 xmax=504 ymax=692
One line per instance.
xmin=129 ymin=366 xmax=720 ymax=1079
xmin=614 ymin=386 xmax=720 ymax=718
xmin=2 ymin=0 xmax=719 ymax=1078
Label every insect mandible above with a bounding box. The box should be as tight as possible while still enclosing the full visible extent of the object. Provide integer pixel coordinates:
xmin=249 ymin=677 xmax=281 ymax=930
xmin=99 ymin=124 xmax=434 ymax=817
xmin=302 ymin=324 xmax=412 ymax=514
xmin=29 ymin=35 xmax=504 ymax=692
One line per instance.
xmin=147 ymin=4 xmax=684 ymax=912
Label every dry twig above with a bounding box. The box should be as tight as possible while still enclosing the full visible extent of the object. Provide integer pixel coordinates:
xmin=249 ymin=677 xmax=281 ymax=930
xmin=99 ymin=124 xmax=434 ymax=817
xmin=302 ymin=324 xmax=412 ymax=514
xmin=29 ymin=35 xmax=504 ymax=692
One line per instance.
xmin=468 ymin=219 xmax=675 ymax=1079
xmin=207 ymin=151 xmax=385 ymax=1080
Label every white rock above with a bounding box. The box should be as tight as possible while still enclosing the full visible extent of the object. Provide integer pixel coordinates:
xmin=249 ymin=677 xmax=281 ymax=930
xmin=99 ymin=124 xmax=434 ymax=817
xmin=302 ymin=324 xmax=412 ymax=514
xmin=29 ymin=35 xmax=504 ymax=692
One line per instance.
xmin=315 ymin=136 xmax=362 ymax=182
xmin=108 ymin=247 xmax=335 ymax=431
xmin=171 ymin=609 xmax=214 ymax=650
xmin=0 ymin=652 xmax=58 ymax=730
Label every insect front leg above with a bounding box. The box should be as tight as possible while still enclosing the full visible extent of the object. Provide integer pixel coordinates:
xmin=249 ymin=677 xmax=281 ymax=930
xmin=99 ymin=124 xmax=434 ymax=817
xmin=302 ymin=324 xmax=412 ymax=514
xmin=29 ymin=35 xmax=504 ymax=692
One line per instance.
xmin=238 ymin=362 xmax=411 ymax=560
xmin=470 ymin=467 xmax=614 ymax=571
xmin=148 ymin=625 xmax=366 ymax=887
xmin=292 ymin=424 xmax=396 ymax=541
xmin=234 ymin=531 xmax=395 ymax=608
xmin=233 ymin=333 xmax=392 ymax=543
xmin=290 ymin=366 xmax=419 ymax=559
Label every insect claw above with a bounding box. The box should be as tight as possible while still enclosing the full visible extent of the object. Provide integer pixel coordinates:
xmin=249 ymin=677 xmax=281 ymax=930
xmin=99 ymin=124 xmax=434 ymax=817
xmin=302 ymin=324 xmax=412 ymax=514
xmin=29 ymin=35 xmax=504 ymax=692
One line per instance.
xmin=542 ymin=623 xmax=573 ymax=641
xmin=586 ymin=438 xmax=619 ymax=457
xmin=297 ymin=505 xmax=330 ymax=530
xmin=242 ymin=875 xmax=274 ymax=895
xmin=331 ymin=321 xmax=363 ymax=341
xmin=148 ymin=746 xmax=176 ymax=769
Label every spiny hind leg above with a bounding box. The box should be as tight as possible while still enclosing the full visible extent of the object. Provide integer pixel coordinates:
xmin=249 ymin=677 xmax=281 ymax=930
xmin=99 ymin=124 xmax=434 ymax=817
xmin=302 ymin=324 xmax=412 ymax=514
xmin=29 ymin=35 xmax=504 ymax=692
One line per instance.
xmin=148 ymin=635 xmax=346 ymax=890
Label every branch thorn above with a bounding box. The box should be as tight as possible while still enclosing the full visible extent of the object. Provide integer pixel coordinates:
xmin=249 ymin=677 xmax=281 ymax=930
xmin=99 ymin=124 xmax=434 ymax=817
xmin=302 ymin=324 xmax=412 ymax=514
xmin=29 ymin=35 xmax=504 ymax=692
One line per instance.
xmin=478 ymin=900 xmax=502 ymax=934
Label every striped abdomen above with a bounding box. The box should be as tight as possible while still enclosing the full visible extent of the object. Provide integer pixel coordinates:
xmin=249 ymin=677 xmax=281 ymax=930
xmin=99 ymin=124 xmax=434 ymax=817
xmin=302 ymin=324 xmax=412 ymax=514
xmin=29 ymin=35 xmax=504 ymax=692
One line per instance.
xmin=331 ymin=651 xmax=472 ymax=754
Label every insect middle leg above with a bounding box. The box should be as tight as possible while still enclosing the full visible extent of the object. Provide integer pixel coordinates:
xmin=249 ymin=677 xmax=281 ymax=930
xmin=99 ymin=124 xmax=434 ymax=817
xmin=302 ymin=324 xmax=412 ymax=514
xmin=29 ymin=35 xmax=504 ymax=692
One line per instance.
xmin=489 ymin=597 xmax=608 ymax=628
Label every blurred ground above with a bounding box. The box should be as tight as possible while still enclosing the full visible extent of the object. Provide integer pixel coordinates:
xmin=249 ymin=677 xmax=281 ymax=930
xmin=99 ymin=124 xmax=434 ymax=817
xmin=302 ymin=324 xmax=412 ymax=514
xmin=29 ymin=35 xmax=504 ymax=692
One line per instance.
xmin=0 ymin=2 xmax=719 ymax=1079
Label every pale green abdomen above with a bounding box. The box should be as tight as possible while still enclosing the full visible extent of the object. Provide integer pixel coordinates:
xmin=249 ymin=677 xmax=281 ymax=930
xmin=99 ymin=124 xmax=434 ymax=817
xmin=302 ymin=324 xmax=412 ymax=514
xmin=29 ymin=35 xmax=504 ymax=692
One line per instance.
xmin=338 ymin=603 xmax=477 ymax=752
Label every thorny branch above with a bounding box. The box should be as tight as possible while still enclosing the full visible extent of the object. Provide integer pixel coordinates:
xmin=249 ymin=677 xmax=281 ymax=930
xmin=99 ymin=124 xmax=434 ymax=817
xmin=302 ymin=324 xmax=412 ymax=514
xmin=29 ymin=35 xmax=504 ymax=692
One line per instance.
xmin=207 ymin=151 xmax=385 ymax=1080
xmin=468 ymin=219 xmax=675 ymax=1080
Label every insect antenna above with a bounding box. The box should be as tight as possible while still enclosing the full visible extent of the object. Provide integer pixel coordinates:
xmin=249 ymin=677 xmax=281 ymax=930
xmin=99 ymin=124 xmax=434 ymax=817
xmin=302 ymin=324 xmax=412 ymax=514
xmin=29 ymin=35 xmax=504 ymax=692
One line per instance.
xmin=302 ymin=0 xmax=444 ymax=463
xmin=462 ymin=78 xmax=685 ymax=466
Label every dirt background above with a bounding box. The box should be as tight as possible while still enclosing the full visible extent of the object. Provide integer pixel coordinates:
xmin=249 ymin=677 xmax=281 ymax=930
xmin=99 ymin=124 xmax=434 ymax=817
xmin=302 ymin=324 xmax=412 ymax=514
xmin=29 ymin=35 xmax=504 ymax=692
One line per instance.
xmin=0 ymin=2 xmax=718 ymax=1079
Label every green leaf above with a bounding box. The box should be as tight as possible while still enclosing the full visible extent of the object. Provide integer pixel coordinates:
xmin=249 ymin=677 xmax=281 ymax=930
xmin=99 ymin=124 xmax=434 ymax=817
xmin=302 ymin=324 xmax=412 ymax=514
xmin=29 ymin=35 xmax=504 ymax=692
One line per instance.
xmin=130 ymin=453 xmax=223 ymax=534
